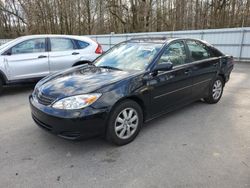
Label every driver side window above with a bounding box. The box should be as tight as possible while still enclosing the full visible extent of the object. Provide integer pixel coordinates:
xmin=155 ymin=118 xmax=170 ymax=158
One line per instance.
xmin=11 ymin=38 xmax=46 ymax=55
xmin=158 ymin=41 xmax=187 ymax=67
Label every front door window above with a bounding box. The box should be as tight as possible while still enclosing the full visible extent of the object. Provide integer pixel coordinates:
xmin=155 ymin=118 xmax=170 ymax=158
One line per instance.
xmin=11 ymin=38 xmax=46 ymax=55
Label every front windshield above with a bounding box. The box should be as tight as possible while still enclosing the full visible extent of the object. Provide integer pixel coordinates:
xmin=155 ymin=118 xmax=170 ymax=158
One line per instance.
xmin=94 ymin=42 xmax=162 ymax=71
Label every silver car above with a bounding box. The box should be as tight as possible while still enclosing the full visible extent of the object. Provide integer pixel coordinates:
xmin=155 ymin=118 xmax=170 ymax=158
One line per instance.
xmin=0 ymin=35 xmax=103 ymax=93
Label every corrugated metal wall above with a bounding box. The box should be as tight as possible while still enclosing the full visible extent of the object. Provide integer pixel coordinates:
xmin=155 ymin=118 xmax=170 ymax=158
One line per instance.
xmin=0 ymin=39 xmax=12 ymax=46
xmin=1 ymin=27 xmax=249 ymax=60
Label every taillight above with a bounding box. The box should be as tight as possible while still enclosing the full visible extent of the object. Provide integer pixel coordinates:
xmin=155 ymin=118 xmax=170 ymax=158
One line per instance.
xmin=95 ymin=43 xmax=103 ymax=54
xmin=231 ymin=56 xmax=235 ymax=64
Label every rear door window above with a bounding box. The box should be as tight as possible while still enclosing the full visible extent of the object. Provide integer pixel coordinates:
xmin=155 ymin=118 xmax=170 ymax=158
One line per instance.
xmin=75 ymin=40 xmax=89 ymax=49
xmin=186 ymin=40 xmax=212 ymax=61
xmin=50 ymin=38 xmax=75 ymax=52
xmin=158 ymin=41 xmax=188 ymax=67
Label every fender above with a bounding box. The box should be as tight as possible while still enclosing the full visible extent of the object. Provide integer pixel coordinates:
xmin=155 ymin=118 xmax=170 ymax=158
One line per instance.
xmin=0 ymin=56 xmax=10 ymax=83
xmin=5 ymin=56 xmax=11 ymax=72
xmin=79 ymin=56 xmax=92 ymax=62
xmin=79 ymin=53 xmax=99 ymax=62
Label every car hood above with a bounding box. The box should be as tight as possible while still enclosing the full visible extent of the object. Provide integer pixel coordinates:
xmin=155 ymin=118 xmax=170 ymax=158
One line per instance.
xmin=37 ymin=65 xmax=138 ymax=98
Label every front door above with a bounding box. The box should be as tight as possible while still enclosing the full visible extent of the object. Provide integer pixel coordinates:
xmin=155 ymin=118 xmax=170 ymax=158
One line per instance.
xmin=148 ymin=41 xmax=193 ymax=116
xmin=5 ymin=38 xmax=49 ymax=80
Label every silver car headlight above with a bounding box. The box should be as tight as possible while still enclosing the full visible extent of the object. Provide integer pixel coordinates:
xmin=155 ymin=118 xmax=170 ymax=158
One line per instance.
xmin=52 ymin=93 xmax=102 ymax=110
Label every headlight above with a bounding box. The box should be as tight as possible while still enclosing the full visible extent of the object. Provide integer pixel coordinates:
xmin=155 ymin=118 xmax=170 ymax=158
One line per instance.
xmin=52 ymin=93 xmax=102 ymax=110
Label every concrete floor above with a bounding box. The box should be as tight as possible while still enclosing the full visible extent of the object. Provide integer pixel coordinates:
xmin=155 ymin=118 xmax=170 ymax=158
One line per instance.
xmin=0 ymin=63 xmax=249 ymax=188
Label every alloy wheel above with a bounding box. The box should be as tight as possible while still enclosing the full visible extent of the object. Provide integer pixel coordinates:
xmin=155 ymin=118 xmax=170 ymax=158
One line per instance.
xmin=212 ymin=80 xmax=222 ymax=100
xmin=114 ymin=108 xmax=139 ymax=139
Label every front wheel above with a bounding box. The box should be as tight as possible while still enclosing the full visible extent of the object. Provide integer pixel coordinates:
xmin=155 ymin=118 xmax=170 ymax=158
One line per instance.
xmin=106 ymin=100 xmax=143 ymax=146
xmin=204 ymin=76 xmax=224 ymax=104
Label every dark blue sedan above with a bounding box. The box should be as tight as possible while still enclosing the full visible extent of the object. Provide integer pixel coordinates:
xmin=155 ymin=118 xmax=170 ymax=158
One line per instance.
xmin=29 ymin=37 xmax=234 ymax=145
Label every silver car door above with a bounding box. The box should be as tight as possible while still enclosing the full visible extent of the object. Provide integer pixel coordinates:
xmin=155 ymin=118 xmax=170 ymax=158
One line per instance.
xmin=48 ymin=38 xmax=80 ymax=73
xmin=4 ymin=38 xmax=49 ymax=80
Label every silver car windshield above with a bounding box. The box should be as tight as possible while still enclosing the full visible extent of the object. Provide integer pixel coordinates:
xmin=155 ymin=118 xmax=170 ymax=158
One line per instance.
xmin=94 ymin=42 xmax=162 ymax=71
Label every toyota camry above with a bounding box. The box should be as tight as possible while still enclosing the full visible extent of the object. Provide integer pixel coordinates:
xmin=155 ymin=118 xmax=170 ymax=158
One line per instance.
xmin=29 ymin=37 xmax=234 ymax=145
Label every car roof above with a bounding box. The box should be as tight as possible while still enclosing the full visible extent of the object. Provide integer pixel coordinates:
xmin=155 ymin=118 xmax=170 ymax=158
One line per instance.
xmin=129 ymin=37 xmax=175 ymax=44
xmin=14 ymin=34 xmax=93 ymax=42
xmin=129 ymin=37 xmax=209 ymax=45
xmin=0 ymin=34 xmax=96 ymax=53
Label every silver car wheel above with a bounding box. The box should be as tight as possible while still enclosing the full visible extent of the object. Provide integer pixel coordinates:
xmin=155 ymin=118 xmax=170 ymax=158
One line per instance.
xmin=115 ymin=108 xmax=139 ymax=140
xmin=212 ymin=80 xmax=222 ymax=100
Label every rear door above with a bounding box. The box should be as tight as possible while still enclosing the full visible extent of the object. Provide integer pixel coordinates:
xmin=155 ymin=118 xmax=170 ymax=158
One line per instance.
xmin=4 ymin=38 xmax=49 ymax=80
xmin=148 ymin=41 xmax=193 ymax=116
xmin=185 ymin=40 xmax=219 ymax=99
xmin=48 ymin=37 xmax=81 ymax=73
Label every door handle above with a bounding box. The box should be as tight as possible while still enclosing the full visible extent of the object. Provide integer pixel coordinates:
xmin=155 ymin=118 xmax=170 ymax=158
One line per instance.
xmin=213 ymin=63 xmax=218 ymax=66
xmin=184 ymin=69 xmax=192 ymax=75
xmin=38 ymin=55 xmax=47 ymax=58
xmin=72 ymin=52 xmax=80 ymax=55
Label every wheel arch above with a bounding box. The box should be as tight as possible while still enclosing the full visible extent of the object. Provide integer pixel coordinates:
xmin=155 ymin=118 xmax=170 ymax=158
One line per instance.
xmin=72 ymin=60 xmax=91 ymax=67
xmin=110 ymin=95 xmax=147 ymax=123
xmin=0 ymin=70 xmax=7 ymax=85
xmin=105 ymin=95 xmax=146 ymax=145
xmin=218 ymin=73 xmax=226 ymax=86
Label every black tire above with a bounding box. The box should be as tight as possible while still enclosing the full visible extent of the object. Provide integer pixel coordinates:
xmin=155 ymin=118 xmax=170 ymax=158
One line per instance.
xmin=0 ymin=78 xmax=3 ymax=95
xmin=204 ymin=76 xmax=224 ymax=104
xmin=106 ymin=100 xmax=143 ymax=146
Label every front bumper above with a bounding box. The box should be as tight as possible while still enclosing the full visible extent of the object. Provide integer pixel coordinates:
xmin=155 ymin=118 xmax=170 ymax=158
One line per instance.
xmin=29 ymin=95 xmax=108 ymax=140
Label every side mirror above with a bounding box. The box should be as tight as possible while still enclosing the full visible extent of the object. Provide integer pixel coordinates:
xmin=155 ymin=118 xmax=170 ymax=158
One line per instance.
xmin=3 ymin=50 xmax=11 ymax=56
xmin=154 ymin=62 xmax=173 ymax=72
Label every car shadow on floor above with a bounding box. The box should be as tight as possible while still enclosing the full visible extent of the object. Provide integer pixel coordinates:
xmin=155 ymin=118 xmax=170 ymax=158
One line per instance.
xmin=36 ymin=100 xmax=207 ymax=151
xmin=1 ymin=84 xmax=35 ymax=96
xmin=142 ymin=100 xmax=205 ymax=129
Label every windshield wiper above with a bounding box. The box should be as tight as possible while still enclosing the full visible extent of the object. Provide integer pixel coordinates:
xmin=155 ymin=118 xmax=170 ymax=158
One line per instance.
xmin=97 ymin=65 xmax=122 ymax=71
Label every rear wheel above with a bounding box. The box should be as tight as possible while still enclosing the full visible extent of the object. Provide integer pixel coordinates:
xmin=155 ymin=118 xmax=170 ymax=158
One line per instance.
xmin=106 ymin=100 xmax=143 ymax=146
xmin=204 ymin=76 xmax=224 ymax=104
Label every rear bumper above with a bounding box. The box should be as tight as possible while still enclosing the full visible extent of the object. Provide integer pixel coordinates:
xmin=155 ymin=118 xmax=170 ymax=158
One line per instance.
xmin=224 ymin=64 xmax=234 ymax=83
xmin=29 ymin=95 xmax=108 ymax=140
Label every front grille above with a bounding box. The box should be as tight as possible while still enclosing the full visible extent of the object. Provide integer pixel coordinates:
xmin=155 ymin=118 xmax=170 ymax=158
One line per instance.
xmin=37 ymin=92 xmax=55 ymax=106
